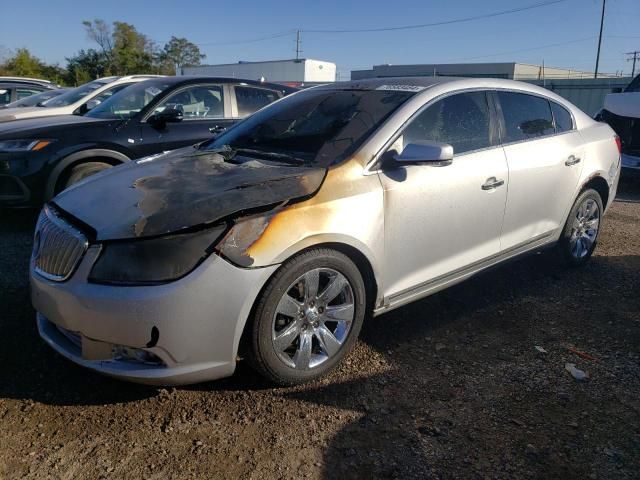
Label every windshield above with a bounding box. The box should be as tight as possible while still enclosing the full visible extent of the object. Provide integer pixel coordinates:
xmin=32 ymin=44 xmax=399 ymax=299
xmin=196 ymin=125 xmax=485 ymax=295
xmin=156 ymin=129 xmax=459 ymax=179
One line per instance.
xmin=42 ymin=80 xmax=111 ymax=107
xmin=203 ymin=88 xmax=413 ymax=166
xmin=86 ymin=81 xmax=171 ymax=120
xmin=6 ymin=88 xmax=69 ymax=108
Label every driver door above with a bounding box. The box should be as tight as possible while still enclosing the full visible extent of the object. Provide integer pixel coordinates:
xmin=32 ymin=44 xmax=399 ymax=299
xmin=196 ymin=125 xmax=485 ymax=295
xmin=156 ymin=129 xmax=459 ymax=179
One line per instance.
xmin=379 ymin=90 xmax=509 ymax=299
xmin=141 ymin=84 xmax=234 ymax=151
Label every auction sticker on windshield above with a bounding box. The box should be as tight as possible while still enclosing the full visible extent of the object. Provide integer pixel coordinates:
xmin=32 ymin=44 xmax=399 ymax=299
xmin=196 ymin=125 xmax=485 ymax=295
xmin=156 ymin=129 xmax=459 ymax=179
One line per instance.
xmin=375 ymin=84 xmax=427 ymax=92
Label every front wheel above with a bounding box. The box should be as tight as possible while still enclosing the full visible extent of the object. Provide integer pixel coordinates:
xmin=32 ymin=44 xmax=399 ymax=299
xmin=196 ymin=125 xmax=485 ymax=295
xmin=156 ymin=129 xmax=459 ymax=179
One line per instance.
xmin=558 ymin=188 xmax=603 ymax=266
xmin=247 ymin=249 xmax=366 ymax=385
xmin=63 ymin=161 xmax=112 ymax=191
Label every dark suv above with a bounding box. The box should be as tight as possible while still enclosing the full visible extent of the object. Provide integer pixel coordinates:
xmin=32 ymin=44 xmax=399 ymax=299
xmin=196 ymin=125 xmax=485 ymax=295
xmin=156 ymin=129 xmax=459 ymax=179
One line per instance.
xmin=0 ymin=77 xmax=296 ymax=206
xmin=0 ymin=77 xmax=57 ymax=107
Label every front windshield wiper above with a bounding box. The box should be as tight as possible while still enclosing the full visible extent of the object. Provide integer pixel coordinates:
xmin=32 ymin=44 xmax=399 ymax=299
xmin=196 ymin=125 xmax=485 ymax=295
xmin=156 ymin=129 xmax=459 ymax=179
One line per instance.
xmin=233 ymin=147 xmax=305 ymax=165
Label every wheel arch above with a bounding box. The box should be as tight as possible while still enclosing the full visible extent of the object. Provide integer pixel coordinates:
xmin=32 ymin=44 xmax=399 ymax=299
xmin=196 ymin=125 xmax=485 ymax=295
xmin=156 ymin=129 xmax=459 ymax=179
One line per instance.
xmin=45 ymin=149 xmax=130 ymax=201
xmin=233 ymin=238 xmax=381 ymax=360
xmin=580 ymin=174 xmax=610 ymax=208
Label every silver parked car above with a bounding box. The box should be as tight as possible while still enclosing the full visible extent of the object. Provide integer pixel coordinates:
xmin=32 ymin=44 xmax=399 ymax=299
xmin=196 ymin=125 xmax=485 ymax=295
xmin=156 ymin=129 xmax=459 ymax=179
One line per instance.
xmin=30 ymin=77 xmax=621 ymax=386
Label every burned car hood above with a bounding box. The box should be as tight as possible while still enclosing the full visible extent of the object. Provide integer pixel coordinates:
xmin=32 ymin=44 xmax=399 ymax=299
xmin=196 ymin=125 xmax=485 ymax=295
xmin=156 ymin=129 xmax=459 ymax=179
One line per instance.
xmin=53 ymin=146 xmax=327 ymax=241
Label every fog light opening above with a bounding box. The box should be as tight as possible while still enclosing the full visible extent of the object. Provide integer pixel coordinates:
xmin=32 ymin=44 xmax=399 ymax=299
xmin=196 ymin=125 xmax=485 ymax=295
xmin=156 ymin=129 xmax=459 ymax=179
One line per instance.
xmin=112 ymin=345 xmax=165 ymax=366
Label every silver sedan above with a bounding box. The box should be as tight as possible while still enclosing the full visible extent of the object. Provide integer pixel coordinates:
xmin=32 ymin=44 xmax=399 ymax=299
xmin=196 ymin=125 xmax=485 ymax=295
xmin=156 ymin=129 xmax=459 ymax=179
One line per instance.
xmin=30 ymin=77 xmax=621 ymax=385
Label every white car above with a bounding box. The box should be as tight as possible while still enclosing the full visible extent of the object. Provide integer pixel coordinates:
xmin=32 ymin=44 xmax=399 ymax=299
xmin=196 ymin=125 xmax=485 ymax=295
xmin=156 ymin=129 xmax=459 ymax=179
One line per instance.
xmin=0 ymin=75 xmax=164 ymax=122
xmin=30 ymin=77 xmax=621 ymax=386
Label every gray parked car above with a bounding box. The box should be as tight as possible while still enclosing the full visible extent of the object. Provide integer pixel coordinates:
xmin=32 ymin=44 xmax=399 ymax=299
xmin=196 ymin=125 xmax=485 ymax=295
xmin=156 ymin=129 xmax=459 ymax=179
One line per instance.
xmin=31 ymin=77 xmax=621 ymax=386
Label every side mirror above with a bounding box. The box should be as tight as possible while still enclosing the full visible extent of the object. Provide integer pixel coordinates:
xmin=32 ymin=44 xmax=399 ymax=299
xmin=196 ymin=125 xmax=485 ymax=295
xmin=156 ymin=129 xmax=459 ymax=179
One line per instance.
xmin=149 ymin=106 xmax=184 ymax=126
xmin=394 ymin=141 xmax=454 ymax=166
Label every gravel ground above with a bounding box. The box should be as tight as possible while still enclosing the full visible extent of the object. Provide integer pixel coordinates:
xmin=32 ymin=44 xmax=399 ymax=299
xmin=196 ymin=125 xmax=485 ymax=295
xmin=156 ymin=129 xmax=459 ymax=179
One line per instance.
xmin=0 ymin=180 xmax=638 ymax=480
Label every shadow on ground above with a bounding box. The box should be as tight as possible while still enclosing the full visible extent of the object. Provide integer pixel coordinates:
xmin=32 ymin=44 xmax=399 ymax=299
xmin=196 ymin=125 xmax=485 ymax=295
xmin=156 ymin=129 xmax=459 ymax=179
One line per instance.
xmin=0 ymin=181 xmax=639 ymax=478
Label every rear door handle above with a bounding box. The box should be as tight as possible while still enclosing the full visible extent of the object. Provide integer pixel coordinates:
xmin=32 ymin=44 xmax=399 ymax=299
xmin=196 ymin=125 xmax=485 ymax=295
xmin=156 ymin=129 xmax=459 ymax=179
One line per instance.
xmin=482 ymin=177 xmax=505 ymax=190
xmin=565 ymin=155 xmax=581 ymax=166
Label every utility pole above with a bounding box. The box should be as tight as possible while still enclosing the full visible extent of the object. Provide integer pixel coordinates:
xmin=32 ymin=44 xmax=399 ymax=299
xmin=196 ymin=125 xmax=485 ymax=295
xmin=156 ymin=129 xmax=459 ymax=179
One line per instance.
xmin=626 ymin=50 xmax=640 ymax=77
xmin=594 ymin=0 xmax=606 ymax=78
xmin=295 ymin=30 xmax=302 ymax=61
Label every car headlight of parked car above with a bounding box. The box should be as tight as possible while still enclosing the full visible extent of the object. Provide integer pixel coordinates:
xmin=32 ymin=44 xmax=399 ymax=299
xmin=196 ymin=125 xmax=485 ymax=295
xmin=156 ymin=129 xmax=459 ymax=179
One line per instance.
xmin=0 ymin=139 xmax=55 ymax=152
xmin=89 ymin=224 xmax=227 ymax=285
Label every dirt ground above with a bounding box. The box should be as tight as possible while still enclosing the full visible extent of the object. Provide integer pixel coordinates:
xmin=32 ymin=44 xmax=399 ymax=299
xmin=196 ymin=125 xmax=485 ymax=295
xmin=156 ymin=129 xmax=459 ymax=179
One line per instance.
xmin=0 ymin=180 xmax=638 ymax=480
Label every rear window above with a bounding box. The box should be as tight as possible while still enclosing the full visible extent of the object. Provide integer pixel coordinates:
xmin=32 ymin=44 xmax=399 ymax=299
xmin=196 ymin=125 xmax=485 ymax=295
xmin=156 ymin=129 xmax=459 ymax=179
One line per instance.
xmin=235 ymin=86 xmax=279 ymax=117
xmin=497 ymin=91 xmax=554 ymax=143
xmin=550 ymin=102 xmax=573 ymax=133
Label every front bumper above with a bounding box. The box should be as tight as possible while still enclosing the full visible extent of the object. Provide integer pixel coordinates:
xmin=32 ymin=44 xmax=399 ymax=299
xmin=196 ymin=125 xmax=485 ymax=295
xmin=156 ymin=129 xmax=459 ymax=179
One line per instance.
xmin=31 ymin=246 xmax=278 ymax=385
xmin=0 ymin=152 xmax=48 ymax=206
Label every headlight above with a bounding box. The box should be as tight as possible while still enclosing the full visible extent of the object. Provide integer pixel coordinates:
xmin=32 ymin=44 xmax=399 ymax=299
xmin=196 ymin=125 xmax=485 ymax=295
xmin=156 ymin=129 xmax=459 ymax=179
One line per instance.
xmin=0 ymin=139 xmax=55 ymax=152
xmin=89 ymin=225 xmax=226 ymax=285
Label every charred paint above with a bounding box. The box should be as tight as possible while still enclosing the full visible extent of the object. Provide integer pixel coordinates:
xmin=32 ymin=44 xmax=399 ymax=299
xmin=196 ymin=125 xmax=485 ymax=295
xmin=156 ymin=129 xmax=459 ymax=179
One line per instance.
xmin=54 ymin=146 xmax=327 ymax=241
xmin=213 ymin=155 xmax=383 ymax=268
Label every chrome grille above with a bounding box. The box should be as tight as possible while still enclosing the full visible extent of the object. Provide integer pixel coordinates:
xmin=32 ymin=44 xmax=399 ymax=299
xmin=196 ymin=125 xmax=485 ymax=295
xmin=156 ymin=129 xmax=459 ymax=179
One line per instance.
xmin=32 ymin=206 xmax=88 ymax=281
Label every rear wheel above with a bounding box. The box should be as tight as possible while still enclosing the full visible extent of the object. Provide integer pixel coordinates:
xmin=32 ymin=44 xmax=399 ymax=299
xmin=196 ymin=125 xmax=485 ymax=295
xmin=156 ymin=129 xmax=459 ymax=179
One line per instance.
xmin=558 ymin=189 xmax=603 ymax=266
xmin=248 ymin=249 xmax=366 ymax=385
xmin=62 ymin=161 xmax=112 ymax=191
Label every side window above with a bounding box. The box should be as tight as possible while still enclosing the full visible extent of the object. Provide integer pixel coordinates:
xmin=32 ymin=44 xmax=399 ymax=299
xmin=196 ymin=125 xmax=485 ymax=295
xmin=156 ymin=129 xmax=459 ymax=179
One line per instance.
xmin=550 ymin=102 xmax=573 ymax=133
xmin=497 ymin=91 xmax=554 ymax=142
xmin=235 ymin=86 xmax=279 ymax=117
xmin=0 ymin=88 xmax=11 ymax=105
xmin=16 ymin=88 xmax=41 ymax=100
xmin=395 ymin=91 xmax=492 ymax=156
xmin=154 ymin=85 xmax=224 ymax=119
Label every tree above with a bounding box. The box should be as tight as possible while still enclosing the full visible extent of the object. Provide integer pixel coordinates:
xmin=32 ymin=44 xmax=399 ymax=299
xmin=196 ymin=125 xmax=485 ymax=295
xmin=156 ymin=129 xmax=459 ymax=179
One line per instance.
xmin=82 ymin=20 xmax=113 ymax=66
xmin=0 ymin=48 xmax=65 ymax=83
xmin=65 ymin=49 xmax=110 ymax=85
xmin=83 ymin=20 xmax=155 ymax=75
xmin=3 ymin=48 xmax=46 ymax=77
xmin=156 ymin=36 xmax=205 ymax=74
xmin=111 ymin=21 xmax=154 ymax=74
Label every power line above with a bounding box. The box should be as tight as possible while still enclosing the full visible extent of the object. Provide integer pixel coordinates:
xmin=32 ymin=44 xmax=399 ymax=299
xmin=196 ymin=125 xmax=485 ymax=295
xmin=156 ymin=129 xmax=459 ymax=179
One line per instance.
xmin=627 ymin=51 xmax=640 ymax=77
xmin=459 ymin=36 xmax=597 ymax=61
xmin=304 ymin=0 xmax=571 ymax=33
xmin=194 ymin=30 xmax=296 ymax=47
xmin=185 ymin=0 xmax=572 ymax=47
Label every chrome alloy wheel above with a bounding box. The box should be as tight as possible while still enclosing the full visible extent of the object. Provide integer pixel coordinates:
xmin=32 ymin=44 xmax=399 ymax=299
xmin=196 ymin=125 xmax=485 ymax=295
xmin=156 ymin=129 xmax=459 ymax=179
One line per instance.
xmin=271 ymin=268 xmax=355 ymax=370
xmin=569 ymin=198 xmax=600 ymax=259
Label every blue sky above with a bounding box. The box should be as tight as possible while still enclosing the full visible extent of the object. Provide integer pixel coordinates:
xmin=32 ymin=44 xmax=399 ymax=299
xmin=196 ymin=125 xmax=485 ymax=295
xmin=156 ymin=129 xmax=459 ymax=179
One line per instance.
xmin=1 ymin=0 xmax=638 ymax=79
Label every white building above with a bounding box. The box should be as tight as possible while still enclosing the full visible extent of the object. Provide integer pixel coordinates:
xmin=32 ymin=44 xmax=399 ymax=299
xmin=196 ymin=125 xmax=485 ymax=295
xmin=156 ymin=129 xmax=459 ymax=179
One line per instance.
xmin=180 ymin=59 xmax=336 ymax=85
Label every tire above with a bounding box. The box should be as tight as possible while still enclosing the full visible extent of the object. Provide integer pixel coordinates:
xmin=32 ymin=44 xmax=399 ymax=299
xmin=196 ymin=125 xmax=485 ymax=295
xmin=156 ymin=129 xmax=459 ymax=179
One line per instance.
xmin=558 ymin=188 xmax=604 ymax=267
xmin=62 ymin=162 xmax=112 ymax=191
xmin=248 ymin=248 xmax=366 ymax=386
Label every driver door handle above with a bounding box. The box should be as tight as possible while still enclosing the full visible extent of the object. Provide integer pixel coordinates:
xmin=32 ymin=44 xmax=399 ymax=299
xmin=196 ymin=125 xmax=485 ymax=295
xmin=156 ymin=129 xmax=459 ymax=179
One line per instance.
xmin=209 ymin=125 xmax=227 ymax=134
xmin=565 ymin=155 xmax=581 ymax=166
xmin=482 ymin=177 xmax=505 ymax=190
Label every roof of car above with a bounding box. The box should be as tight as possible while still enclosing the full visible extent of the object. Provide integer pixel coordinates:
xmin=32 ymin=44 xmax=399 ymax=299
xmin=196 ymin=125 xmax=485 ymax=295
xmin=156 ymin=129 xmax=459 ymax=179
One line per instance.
xmin=140 ymin=76 xmax=297 ymax=93
xmin=0 ymin=76 xmax=54 ymax=84
xmin=0 ymin=77 xmax=58 ymax=88
xmin=314 ymin=76 xmax=460 ymax=91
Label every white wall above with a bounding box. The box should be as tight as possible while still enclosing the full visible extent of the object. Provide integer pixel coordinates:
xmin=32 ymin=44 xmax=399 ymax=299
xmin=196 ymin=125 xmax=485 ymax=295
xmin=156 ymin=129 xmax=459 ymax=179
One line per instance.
xmin=181 ymin=60 xmax=336 ymax=83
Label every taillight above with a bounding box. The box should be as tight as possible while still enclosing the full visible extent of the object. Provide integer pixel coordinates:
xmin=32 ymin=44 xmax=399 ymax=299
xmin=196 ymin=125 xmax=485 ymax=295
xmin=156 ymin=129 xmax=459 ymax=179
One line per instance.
xmin=614 ymin=135 xmax=622 ymax=154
